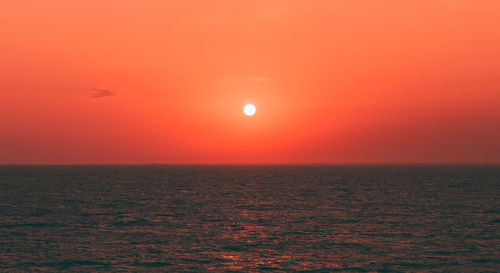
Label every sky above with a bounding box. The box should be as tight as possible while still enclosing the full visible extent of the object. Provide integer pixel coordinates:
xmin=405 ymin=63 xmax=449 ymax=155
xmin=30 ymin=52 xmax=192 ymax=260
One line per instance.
xmin=1 ymin=0 xmax=499 ymax=164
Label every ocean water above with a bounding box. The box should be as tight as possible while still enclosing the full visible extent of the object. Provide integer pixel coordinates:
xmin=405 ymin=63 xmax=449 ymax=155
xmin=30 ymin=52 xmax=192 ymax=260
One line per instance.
xmin=0 ymin=165 xmax=498 ymax=272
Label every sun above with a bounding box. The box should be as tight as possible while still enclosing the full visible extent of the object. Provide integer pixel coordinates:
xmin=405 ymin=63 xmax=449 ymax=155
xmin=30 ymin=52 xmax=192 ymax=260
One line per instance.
xmin=243 ymin=104 xmax=256 ymax=116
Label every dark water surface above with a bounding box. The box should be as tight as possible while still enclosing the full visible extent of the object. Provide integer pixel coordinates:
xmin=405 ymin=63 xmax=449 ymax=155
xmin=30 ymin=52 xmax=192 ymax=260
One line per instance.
xmin=0 ymin=165 xmax=498 ymax=272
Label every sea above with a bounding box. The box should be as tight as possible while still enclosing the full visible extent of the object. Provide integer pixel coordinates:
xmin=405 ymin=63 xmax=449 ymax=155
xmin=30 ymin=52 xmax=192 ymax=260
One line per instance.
xmin=0 ymin=165 xmax=498 ymax=272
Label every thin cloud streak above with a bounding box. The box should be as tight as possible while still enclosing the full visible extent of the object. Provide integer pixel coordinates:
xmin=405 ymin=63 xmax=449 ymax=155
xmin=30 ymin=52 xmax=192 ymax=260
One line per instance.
xmin=88 ymin=88 xmax=115 ymax=98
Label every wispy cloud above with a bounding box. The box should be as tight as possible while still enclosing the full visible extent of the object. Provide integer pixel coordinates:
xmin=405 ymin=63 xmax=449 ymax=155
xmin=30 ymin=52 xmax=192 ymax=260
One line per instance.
xmin=248 ymin=77 xmax=271 ymax=83
xmin=221 ymin=76 xmax=273 ymax=86
xmin=88 ymin=88 xmax=115 ymax=98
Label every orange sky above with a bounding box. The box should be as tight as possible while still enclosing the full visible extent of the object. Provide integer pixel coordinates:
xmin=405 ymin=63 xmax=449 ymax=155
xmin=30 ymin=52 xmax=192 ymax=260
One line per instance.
xmin=1 ymin=0 xmax=499 ymax=164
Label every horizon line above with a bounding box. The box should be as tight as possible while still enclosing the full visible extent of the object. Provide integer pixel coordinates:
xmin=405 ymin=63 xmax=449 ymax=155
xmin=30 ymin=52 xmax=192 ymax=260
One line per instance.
xmin=1 ymin=162 xmax=499 ymax=166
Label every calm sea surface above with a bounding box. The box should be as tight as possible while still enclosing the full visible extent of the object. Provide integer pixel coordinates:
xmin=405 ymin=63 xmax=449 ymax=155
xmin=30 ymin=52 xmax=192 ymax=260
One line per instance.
xmin=0 ymin=165 xmax=498 ymax=272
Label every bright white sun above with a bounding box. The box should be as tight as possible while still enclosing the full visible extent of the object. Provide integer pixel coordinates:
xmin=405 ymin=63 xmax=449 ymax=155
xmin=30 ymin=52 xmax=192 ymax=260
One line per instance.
xmin=243 ymin=104 xmax=256 ymax=116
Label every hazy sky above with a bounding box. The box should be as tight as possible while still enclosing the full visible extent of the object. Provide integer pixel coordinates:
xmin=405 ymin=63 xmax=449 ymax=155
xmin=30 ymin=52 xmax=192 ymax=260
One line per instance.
xmin=1 ymin=0 xmax=499 ymax=164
